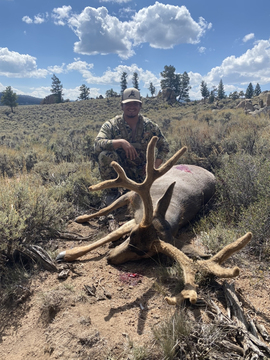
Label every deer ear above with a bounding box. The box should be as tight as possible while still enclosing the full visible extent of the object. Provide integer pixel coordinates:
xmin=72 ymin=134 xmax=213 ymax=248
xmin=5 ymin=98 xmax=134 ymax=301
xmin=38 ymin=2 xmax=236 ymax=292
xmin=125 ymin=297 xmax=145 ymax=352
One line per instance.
xmin=154 ymin=182 xmax=176 ymax=218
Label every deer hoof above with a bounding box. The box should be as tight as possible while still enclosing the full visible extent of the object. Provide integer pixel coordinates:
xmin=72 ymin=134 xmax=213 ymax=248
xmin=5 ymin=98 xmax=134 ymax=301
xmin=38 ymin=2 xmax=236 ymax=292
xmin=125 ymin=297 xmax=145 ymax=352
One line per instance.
xmin=56 ymin=251 xmax=66 ymax=262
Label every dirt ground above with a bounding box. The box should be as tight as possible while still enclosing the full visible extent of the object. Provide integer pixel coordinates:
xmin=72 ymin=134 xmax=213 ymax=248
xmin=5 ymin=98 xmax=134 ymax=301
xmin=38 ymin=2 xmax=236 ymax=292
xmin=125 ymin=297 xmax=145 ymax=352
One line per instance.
xmin=0 ymin=214 xmax=270 ymax=360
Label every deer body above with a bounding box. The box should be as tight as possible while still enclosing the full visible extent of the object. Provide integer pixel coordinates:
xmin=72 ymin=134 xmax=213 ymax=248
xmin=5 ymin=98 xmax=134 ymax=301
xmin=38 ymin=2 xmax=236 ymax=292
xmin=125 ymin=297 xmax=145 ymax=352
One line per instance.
xmin=57 ymin=137 xmax=252 ymax=305
xmin=148 ymin=164 xmax=216 ymax=235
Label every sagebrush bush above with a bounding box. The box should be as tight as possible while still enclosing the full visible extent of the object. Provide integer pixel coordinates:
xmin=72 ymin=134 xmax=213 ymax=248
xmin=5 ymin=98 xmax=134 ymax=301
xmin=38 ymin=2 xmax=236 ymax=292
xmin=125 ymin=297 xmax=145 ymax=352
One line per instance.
xmin=34 ymin=161 xmax=102 ymax=211
xmin=0 ymin=173 xmax=73 ymax=259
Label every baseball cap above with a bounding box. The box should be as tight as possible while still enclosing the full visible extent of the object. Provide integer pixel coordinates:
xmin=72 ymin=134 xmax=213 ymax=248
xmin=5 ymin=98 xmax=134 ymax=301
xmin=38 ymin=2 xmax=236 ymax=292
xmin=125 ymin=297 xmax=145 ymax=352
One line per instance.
xmin=121 ymin=88 xmax=142 ymax=104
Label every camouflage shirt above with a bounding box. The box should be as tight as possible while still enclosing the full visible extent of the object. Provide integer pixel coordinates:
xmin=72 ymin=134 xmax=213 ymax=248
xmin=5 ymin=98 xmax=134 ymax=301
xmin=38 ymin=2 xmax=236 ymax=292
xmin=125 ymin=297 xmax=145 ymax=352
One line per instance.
xmin=94 ymin=114 xmax=169 ymax=161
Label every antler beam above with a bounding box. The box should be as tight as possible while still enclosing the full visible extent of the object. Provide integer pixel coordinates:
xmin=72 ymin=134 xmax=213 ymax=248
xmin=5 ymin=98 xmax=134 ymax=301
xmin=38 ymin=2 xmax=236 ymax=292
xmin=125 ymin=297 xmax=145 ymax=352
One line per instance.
xmin=151 ymin=232 xmax=252 ymax=305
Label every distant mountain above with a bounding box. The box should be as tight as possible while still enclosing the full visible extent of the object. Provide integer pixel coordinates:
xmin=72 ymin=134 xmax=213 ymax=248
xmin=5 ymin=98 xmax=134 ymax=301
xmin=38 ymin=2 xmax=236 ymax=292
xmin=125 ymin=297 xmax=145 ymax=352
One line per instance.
xmin=0 ymin=93 xmax=43 ymax=106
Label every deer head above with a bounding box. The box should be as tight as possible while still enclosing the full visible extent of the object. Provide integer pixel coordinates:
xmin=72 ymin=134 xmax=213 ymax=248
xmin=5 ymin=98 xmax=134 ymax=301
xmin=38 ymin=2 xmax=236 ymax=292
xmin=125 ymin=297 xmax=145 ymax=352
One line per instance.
xmin=57 ymin=137 xmax=252 ymax=305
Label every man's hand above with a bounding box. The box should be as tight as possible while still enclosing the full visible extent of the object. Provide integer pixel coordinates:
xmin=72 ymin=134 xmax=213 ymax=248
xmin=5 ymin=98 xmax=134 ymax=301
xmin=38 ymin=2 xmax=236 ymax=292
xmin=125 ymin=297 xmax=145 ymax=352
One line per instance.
xmin=112 ymin=139 xmax=138 ymax=160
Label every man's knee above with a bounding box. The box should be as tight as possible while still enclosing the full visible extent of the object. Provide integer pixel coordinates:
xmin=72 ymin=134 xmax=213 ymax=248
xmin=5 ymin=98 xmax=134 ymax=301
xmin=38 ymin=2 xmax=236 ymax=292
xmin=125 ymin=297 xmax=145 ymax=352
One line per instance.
xmin=98 ymin=151 xmax=120 ymax=180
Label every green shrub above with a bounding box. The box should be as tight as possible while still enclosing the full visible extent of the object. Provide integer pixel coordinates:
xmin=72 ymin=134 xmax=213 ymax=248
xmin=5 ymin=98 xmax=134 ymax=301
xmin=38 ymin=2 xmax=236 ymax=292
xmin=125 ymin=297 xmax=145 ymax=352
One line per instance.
xmin=0 ymin=173 xmax=73 ymax=259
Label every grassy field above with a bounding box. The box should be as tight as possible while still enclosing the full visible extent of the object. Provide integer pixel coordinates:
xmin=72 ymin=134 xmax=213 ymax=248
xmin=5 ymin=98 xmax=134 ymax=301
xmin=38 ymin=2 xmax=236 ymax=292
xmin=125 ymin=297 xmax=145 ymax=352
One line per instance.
xmin=1 ymin=93 xmax=270 ymax=278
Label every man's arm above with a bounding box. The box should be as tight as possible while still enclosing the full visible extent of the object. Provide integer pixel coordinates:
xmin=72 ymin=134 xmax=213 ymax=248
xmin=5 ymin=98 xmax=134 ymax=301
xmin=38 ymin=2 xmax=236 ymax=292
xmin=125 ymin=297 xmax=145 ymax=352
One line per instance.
xmin=112 ymin=139 xmax=138 ymax=160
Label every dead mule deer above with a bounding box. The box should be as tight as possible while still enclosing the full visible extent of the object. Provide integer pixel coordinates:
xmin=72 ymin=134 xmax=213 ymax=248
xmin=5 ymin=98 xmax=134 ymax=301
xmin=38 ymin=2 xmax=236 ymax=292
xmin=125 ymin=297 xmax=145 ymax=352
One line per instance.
xmin=57 ymin=137 xmax=252 ymax=305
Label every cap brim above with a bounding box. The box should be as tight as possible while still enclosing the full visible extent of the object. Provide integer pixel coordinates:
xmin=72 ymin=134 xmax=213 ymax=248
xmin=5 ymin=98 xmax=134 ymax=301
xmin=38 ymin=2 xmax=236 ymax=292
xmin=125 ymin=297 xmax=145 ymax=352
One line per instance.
xmin=122 ymin=99 xmax=142 ymax=104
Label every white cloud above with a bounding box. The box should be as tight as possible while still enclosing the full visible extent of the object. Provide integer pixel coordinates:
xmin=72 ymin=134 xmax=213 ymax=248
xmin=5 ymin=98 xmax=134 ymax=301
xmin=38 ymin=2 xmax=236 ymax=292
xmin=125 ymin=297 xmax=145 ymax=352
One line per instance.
xmin=65 ymin=60 xmax=159 ymax=91
xmin=22 ymin=16 xmax=32 ymax=24
xmin=52 ymin=5 xmax=72 ymax=26
xmin=65 ymin=2 xmax=210 ymax=59
xmin=205 ymin=39 xmax=270 ymax=85
xmin=47 ymin=64 xmax=66 ymax=74
xmin=22 ymin=13 xmax=47 ymax=24
xmin=131 ymin=3 xmax=210 ymax=49
xmin=34 ymin=14 xmax=45 ymax=24
xmin=68 ymin=6 xmax=134 ymax=59
xmin=198 ymin=46 xmax=206 ymax=53
xmin=243 ymin=33 xmax=255 ymax=43
xmin=22 ymin=3 xmax=211 ymax=59
xmin=0 ymin=47 xmax=48 ymax=78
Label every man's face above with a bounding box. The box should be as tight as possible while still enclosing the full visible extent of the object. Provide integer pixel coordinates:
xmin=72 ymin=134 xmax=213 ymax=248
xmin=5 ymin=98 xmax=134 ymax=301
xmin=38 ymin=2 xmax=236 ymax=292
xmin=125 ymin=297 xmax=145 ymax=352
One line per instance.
xmin=122 ymin=101 xmax=141 ymax=118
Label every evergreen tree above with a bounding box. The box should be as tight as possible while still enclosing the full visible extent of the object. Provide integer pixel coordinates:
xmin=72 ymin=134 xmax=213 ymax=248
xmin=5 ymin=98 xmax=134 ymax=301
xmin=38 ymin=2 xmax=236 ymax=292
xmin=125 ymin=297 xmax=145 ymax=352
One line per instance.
xmin=132 ymin=72 xmax=140 ymax=90
xmin=148 ymin=82 xmax=156 ymax=97
xmin=160 ymin=65 xmax=178 ymax=91
xmin=254 ymin=83 xmax=261 ymax=96
xmin=50 ymin=74 xmax=63 ymax=103
xmin=239 ymin=90 xmax=245 ymax=98
xmin=78 ymin=84 xmax=90 ymax=100
xmin=105 ymin=88 xmax=119 ymax=97
xmin=160 ymin=66 xmax=190 ymax=101
xmin=178 ymin=71 xmax=191 ymax=102
xmin=120 ymin=72 xmax=128 ymax=94
xmin=0 ymin=86 xmax=18 ymax=112
xmin=229 ymin=91 xmax=239 ymax=100
xmin=245 ymin=83 xmax=254 ymax=99
xmin=200 ymin=81 xmax=210 ymax=102
xmin=217 ymin=79 xmax=225 ymax=99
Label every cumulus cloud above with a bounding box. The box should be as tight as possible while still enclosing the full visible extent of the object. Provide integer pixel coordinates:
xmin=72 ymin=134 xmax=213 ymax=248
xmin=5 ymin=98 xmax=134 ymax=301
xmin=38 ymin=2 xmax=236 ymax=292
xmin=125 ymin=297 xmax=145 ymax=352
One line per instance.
xmin=22 ymin=13 xmax=47 ymax=24
xmin=243 ymin=33 xmax=255 ymax=43
xmin=65 ymin=60 xmax=159 ymax=90
xmin=22 ymin=3 xmax=210 ymax=59
xmin=22 ymin=16 xmax=33 ymax=24
xmin=205 ymin=39 xmax=270 ymax=85
xmin=52 ymin=5 xmax=72 ymax=26
xmin=65 ymin=2 xmax=210 ymax=58
xmin=0 ymin=47 xmax=48 ymax=78
xmin=68 ymin=7 xmax=135 ymax=59
xmin=131 ymin=3 xmax=210 ymax=49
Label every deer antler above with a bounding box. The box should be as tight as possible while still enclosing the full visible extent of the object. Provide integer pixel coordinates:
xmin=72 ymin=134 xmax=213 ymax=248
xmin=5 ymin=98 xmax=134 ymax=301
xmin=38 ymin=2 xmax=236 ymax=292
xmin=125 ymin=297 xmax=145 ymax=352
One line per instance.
xmin=151 ymin=232 xmax=252 ymax=305
xmin=88 ymin=136 xmax=187 ymax=226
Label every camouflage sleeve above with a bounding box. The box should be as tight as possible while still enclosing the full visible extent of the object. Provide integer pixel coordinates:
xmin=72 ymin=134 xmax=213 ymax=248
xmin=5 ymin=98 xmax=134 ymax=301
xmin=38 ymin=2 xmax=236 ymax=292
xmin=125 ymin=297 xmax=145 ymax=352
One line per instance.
xmin=94 ymin=121 xmax=115 ymax=153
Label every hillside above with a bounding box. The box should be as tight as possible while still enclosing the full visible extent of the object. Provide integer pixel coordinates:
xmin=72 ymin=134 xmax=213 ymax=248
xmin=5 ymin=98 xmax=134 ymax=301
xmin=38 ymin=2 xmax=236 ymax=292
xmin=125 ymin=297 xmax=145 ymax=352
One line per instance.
xmin=0 ymin=95 xmax=270 ymax=359
xmin=0 ymin=92 xmax=43 ymax=105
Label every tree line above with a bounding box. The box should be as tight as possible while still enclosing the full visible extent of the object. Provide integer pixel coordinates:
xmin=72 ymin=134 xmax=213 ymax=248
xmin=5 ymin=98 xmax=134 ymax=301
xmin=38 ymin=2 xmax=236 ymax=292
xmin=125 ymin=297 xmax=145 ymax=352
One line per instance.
xmin=200 ymin=79 xmax=262 ymax=103
xmin=0 ymin=66 xmax=264 ymax=111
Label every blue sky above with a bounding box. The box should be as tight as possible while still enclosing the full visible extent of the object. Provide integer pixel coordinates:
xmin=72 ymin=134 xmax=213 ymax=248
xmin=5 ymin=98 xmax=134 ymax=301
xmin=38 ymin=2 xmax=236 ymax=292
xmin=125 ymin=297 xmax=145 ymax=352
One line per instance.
xmin=0 ymin=0 xmax=270 ymax=100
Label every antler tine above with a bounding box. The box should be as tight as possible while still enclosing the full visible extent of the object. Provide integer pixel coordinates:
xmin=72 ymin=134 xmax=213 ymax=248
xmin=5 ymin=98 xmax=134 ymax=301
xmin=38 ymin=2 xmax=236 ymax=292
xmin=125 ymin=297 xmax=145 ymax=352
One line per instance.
xmin=209 ymin=232 xmax=252 ymax=265
xmin=89 ymin=162 xmax=141 ymax=192
xmin=156 ymin=145 xmax=187 ymax=178
xmin=144 ymin=137 xmax=187 ymax=185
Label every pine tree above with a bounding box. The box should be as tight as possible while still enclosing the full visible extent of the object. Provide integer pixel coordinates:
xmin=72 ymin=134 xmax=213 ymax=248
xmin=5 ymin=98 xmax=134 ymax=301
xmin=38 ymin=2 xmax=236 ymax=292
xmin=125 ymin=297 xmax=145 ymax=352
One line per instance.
xmin=160 ymin=65 xmax=178 ymax=91
xmin=120 ymin=72 xmax=128 ymax=94
xmin=229 ymin=91 xmax=239 ymax=100
xmin=200 ymin=81 xmax=210 ymax=102
xmin=160 ymin=66 xmax=190 ymax=101
xmin=132 ymin=72 xmax=140 ymax=90
xmin=254 ymin=83 xmax=261 ymax=96
xmin=148 ymin=82 xmax=156 ymax=97
xmin=105 ymin=89 xmax=119 ymax=97
xmin=245 ymin=83 xmax=254 ymax=99
xmin=217 ymin=79 xmax=225 ymax=99
xmin=178 ymin=71 xmax=191 ymax=102
xmin=0 ymin=86 xmax=18 ymax=112
xmin=50 ymin=74 xmax=63 ymax=103
xmin=78 ymin=84 xmax=90 ymax=100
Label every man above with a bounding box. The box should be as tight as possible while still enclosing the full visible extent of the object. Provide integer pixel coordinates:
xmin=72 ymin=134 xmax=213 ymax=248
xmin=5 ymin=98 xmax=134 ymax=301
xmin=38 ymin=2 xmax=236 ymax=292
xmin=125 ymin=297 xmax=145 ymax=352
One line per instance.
xmin=94 ymin=88 xmax=169 ymax=205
